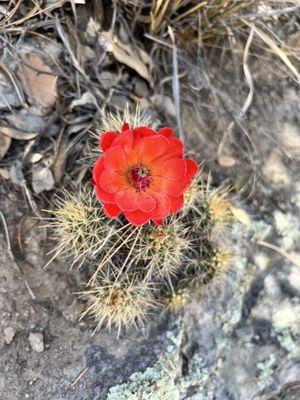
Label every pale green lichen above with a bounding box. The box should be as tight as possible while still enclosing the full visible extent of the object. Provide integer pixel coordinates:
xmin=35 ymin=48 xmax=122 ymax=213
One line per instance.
xmin=256 ymin=354 xmax=277 ymax=390
xmin=106 ymin=323 xmax=210 ymax=400
xmin=276 ymin=328 xmax=300 ymax=359
xmin=274 ymin=210 xmax=300 ymax=250
xmin=250 ymin=220 xmax=272 ymax=241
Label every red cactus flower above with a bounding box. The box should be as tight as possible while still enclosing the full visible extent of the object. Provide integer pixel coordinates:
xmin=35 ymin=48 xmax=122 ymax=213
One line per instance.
xmin=92 ymin=124 xmax=198 ymax=226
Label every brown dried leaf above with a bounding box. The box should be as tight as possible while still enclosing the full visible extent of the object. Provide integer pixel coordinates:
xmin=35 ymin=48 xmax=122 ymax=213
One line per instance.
xmin=217 ymin=155 xmax=237 ymax=167
xmin=100 ymin=32 xmax=149 ymax=81
xmin=53 ymin=143 xmax=69 ymax=184
xmin=0 ymin=126 xmax=39 ymax=141
xmin=0 ymin=168 xmax=10 ymax=180
xmin=32 ymin=165 xmax=55 ymax=194
xmin=0 ymin=133 xmax=11 ymax=160
xmin=19 ymin=54 xmax=57 ymax=108
xmin=230 ymin=206 xmax=252 ymax=227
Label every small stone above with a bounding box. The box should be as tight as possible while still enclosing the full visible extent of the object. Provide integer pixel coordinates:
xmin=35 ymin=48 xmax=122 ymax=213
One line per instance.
xmin=133 ymin=78 xmax=149 ymax=98
xmin=28 ymin=332 xmax=44 ymax=352
xmin=4 ymin=326 xmax=15 ymax=344
xmin=263 ymin=150 xmax=289 ymax=185
xmin=254 ymin=252 xmax=270 ymax=271
xmin=32 ymin=165 xmax=54 ymax=194
xmin=150 ymin=95 xmax=176 ymax=118
xmin=272 ymin=301 xmax=300 ymax=330
xmin=99 ymin=71 xmax=117 ymax=90
xmin=289 ymin=267 xmax=300 ymax=291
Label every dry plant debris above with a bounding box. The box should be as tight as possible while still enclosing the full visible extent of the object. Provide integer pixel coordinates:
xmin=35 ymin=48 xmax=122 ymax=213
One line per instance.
xmin=19 ymin=54 xmax=58 ymax=108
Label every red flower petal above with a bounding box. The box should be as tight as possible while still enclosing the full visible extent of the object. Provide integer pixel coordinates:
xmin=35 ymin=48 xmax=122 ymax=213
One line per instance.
xmin=95 ymin=185 xmax=115 ymax=204
xmin=103 ymin=203 xmax=121 ymax=218
xmin=135 ymin=135 xmax=169 ymax=163
xmin=167 ymin=137 xmax=184 ymax=158
xmin=158 ymin=127 xmax=173 ymax=138
xmin=185 ymin=158 xmax=199 ymax=180
xmin=150 ymin=192 xmax=170 ymax=219
xmin=152 ymin=219 xmax=164 ymax=226
xmin=100 ymin=131 xmax=118 ymax=152
xmin=133 ymin=126 xmax=156 ymax=138
xmin=161 ymin=158 xmax=187 ymax=180
xmin=138 ymin=192 xmax=156 ymax=213
xmin=92 ymin=157 xmax=104 ymax=185
xmin=150 ymin=137 xmax=184 ymax=169
xmin=115 ymin=190 xmax=156 ymax=213
xmin=169 ymin=195 xmax=184 ymax=214
xmin=99 ymin=170 xmax=128 ymax=193
xmin=115 ymin=189 xmax=138 ymax=212
xmin=122 ymin=123 xmax=130 ymax=132
xmin=124 ymin=210 xmax=150 ymax=226
xmin=113 ymin=129 xmax=134 ymax=150
xmin=152 ymin=218 xmax=164 ymax=225
xmin=104 ymin=146 xmax=130 ymax=172
xmin=165 ymin=179 xmax=190 ymax=197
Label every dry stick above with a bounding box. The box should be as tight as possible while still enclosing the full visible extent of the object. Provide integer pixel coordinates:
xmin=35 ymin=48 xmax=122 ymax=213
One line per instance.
xmin=56 ymin=18 xmax=87 ymax=78
xmin=0 ymin=0 xmax=22 ymax=28
xmin=69 ymin=366 xmax=89 ymax=390
xmin=257 ymin=240 xmax=300 ymax=269
xmin=217 ymin=25 xmax=255 ymax=160
xmin=0 ymin=61 xmax=25 ymax=104
xmin=23 ymin=184 xmax=41 ymax=218
xmin=173 ymin=0 xmax=208 ymax=22
xmin=168 ymin=26 xmax=184 ymax=144
xmin=0 ymin=211 xmax=36 ymax=300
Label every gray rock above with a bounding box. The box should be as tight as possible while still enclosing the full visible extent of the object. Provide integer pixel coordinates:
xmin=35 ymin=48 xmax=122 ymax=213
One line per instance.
xmin=4 ymin=327 xmax=15 ymax=344
xmin=133 ymin=78 xmax=149 ymax=98
xmin=32 ymin=164 xmax=55 ymax=194
xmin=28 ymin=333 xmax=44 ymax=353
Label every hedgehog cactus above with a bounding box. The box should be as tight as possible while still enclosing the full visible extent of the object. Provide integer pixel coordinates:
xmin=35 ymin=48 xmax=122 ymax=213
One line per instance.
xmin=45 ymin=107 xmax=235 ymax=335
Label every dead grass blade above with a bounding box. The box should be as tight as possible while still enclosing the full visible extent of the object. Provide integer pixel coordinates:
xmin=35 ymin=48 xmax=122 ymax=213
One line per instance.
xmin=257 ymin=240 xmax=300 ymax=269
xmin=243 ymin=20 xmax=300 ymax=84
xmin=168 ymin=26 xmax=184 ymax=143
xmin=217 ymin=26 xmax=255 ymax=166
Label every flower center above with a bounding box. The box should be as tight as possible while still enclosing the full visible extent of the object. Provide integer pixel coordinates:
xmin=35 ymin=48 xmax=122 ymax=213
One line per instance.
xmin=129 ymin=163 xmax=152 ymax=191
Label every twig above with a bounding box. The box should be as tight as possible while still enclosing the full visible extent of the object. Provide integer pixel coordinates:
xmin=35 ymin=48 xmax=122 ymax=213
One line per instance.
xmin=168 ymin=26 xmax=184 ymax=144
xmin=69 ymin=366 xmax=89 ymax=390
xmin=257 ymin=240 xmax=300 ymax=269
xmin=217 ymin=25 xmax=255 ymax=160
xmin=0 ymin=211 xmax=36 ymax=300
xmin=0 ymin=210 xmax=14 ymax=261
xmin=56 ymin=18 xmax=87 ymax=78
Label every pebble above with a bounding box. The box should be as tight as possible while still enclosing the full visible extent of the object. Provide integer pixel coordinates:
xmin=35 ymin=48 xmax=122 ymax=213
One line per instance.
xmin=28 ymin=332 xmax=44 ymax=352
xmin=4 ymin=327 xmax=15 ymax=344
xmin=133 ymin=78 xmax=149 ymax=98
